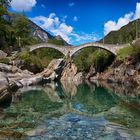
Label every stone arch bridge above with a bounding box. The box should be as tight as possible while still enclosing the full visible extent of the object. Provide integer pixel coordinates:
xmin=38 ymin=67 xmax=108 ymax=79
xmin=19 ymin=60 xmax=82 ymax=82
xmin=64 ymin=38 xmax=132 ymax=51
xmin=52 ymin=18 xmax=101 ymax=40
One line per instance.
xmin=28 ymin=42 xmax=129 ymax=57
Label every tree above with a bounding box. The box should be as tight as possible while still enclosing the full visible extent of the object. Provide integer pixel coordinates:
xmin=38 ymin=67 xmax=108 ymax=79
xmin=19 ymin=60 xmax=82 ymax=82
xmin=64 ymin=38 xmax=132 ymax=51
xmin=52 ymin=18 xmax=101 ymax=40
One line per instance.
xmin=0 ymin=0 xmax=10 ymax=48
xmin=0 ymin=0 xmax=11 ymax=8
xmin=12 ymin=15 xmax=31 ymax=46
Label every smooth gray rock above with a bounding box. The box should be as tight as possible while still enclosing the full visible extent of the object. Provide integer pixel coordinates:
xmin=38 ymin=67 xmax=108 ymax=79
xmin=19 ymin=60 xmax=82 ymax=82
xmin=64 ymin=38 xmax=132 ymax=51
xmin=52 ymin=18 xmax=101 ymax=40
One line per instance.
xmin=0 ymin=50 xmax=7 ymax=59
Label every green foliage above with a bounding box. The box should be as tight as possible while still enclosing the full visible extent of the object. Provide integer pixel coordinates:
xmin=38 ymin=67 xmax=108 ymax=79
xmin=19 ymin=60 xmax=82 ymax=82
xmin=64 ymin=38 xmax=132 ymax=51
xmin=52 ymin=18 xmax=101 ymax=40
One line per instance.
xmin=32 ymin=48 xmax=64 ymax=67
xmin=131 ymin=41 xmax=140 ymax=61
xmin=100 ymin=19 xmax=140 ymax=44
xmin=19 ymin=51 xmax=42 ymax=70
xmin=117 ymin=45 xmax=133 ymax=60
xmin=12 ymin=14 xmax=39 ymax=47
xmin=0 ymin=12 xmax=40 ymax=50
xmin=0 ymin=3 xmax=11 ymax=49
xmin=13 ymin=15 xmax=30 ymax=36
xmin=0 ymin=0 xmax=11 ymax=8
xmin=117 ymin=40 xmax=140 ymax=61
xmin=0 ymin=58 xmax=9 ymax=64
xmin=19 ymin=51 xmax=30 ymax=62
xmin=74 ymin=47 xmax=114 ymax=72
xmin=19 ymin=48 xmax=64 ymax=70
xmin=0 ymin=5 xmax=8 ymax=16
xmin=48 ymin=38 xmax=66 ymax=45
xmin=73 ymin=48 xmax=95 ymax=72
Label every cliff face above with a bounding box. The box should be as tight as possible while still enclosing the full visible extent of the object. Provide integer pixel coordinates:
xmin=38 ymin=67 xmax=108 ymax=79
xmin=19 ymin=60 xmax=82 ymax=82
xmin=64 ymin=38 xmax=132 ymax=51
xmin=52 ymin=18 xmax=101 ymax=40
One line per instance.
xmin=97 ymin=59 xmax=140 ymax=86
xmin=88 ymin=39 xmax=140 ymax=87
xmin=28 ymin=20 xmax=53 ymax=42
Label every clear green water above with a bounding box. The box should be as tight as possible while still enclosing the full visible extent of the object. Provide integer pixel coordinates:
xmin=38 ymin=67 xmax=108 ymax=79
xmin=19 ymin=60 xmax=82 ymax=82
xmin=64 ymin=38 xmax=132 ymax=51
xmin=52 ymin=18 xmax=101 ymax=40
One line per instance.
xmin=0 ymin=82 xmax=140 ymax=139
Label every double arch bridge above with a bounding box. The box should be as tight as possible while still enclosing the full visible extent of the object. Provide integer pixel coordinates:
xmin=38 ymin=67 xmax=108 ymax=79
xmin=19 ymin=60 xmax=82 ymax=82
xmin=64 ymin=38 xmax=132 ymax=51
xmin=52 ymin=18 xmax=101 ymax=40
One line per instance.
xmin=28 ymin=42 xmax=129 ymax=57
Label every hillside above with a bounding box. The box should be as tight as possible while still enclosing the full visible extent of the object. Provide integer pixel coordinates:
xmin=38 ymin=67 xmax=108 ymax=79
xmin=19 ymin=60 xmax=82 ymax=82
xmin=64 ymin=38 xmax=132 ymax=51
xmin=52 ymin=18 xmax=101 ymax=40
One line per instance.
xmin=0 ymin=12 xmax=68 ymax=52
xmin=28 ymin=19 xmax=54 ymax=42
xmin=99 ymin=19 xmax=140 ymax=44
xmin=28 ymin=19 xmax=69 ymax=45
xmin=0 ymin=4 xmax=68 ymax=73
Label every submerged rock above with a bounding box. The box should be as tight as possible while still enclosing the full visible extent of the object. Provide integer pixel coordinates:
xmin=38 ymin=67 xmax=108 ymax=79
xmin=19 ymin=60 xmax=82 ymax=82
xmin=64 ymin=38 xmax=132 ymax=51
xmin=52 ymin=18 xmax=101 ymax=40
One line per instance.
xmin=25 ymin=113 xmax=138 ymax=139
xmin=0 ymin=130 xmax=24 ymax=139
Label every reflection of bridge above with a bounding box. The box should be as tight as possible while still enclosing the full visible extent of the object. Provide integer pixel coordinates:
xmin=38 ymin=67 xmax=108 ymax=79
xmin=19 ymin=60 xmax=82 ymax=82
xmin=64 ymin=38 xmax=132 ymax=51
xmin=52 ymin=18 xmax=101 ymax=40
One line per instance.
xmin=29 ymin=42 xmax=129 ymax=56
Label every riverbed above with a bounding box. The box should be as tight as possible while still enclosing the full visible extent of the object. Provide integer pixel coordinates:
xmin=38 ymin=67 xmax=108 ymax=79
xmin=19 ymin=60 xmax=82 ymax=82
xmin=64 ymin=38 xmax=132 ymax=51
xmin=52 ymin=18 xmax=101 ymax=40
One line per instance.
xmin=0 ymin=81 xmax=140 ymax=139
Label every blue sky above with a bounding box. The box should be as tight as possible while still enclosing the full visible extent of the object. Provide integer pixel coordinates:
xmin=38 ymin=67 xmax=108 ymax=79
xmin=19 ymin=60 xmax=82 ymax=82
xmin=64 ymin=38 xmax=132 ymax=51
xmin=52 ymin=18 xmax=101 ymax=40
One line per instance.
xmin=10 ymin=0 xmax=140 ymax=45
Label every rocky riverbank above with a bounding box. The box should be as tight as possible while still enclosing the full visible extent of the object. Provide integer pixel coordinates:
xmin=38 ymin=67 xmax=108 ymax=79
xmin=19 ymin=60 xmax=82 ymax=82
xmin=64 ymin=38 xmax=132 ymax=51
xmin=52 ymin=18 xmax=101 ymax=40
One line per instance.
xmin=0 ymin=58 xmax=83 ymax=103
xmin=87 ymin=40 xmax=140 ymax=90
xmin=88 ymin=58 xmax=140 ymax=88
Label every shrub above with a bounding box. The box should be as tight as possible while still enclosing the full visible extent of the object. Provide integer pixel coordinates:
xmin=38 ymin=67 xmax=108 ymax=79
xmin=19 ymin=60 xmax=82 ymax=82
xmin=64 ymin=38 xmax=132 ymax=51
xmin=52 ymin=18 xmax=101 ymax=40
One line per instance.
xmin=0 ymin=58 xmax=9 ymax=64
xmin=74 ymin=48 xmax=114 ymax=72
xmin=48 ymin=38 xmax=66 ymax=45
xmin=19 ymin=51 xmax=30 ymax=62
xmin=117 ymin=45 xmax=133 ymax=60
xmin=131 ymin=40 xmax=140 ymax=60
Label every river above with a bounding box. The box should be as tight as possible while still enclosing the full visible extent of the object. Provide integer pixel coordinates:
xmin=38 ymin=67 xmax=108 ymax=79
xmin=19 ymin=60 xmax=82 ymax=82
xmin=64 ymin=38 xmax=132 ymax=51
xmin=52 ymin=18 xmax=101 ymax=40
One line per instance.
xmin=0 ymin=81 xmax=140 ymax=139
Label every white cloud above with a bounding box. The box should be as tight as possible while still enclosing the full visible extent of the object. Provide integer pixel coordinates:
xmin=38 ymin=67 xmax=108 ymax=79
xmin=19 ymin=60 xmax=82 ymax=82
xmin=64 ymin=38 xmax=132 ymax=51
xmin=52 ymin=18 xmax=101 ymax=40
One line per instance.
xmin=71 ymin=32 xmax=98 ymax=42
xmin=135 ymin=2 xmax=140 ymax=19
xmin=73 ymin=16 xmax=78 ymax=22
xmin=10 ymin=0 xmax=37 ymax=12
xmin=104 ymin=12 xmax=134 ymax=35
xmin=41 ymin=4 xmax=46 ymax=9
xmin=104 ymin=2 xmax=140 ymax=35
xmin=62 ymin=15 xmax=68 ymax=22
xmin=52 ymin=23 xmax=73 ymax=42
xmin=68 ymin=2 xmax=75 ymax=7
xmin=31 ymin=13 xmax=73 ymax=43
xmin=31 ymin=13 xmax=99 ymax=44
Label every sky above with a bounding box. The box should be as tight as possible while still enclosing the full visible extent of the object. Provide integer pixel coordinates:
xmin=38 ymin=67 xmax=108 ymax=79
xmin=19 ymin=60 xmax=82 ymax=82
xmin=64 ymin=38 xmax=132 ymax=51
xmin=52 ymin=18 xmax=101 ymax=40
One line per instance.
xmin=9 ymin=0 xmax=140 ymax=45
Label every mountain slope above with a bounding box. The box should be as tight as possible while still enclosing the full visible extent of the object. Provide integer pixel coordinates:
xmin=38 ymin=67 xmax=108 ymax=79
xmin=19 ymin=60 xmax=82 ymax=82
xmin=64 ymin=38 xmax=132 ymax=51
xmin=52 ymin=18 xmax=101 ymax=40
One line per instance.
xmin=28 ymin=19 xmax=54 ymax=42
xmin=3 ymin=13 xmax=68 ymax=46
xmin=99 ymin=19 xmax=140 ymax=44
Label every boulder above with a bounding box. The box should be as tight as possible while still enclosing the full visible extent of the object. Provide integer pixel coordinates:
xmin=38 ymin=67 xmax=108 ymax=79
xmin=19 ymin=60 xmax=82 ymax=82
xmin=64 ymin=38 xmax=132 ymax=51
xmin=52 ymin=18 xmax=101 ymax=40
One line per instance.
xmin=74 ymin=72 xmax=84 ymax=83
xmin=19 ymin=75 xmax=43 ymax=86
xmin=0 ymin=50 xmax=7 ymax=59
xmin=42 ymin=59 xmax=66 ymax=81
xmin=0 ymin=63 xmax=19 ymax=73
xmin=126 ymin=69 xmax=136 ymax=76
xmin=135 ymin=63 xmax=140 ymax=71
xmin=86 ymin=65 xmax=96 ymax=79
xmin=61 ymin=63 xmax=77 ymax=81
xmin=125 ymin=65 xmax=136 ymax=76
xmin=0 ymin=81 xmax=18 ymax=103
xmin=0 ymin=84 xmax=9 ymax=102
xmin=135 ymin=75 xmax=140 ymax=85
xmin=0 ymin=72 xmax=9 ymax=85
xmin=0 ymin=63 xmax=12 ymax=72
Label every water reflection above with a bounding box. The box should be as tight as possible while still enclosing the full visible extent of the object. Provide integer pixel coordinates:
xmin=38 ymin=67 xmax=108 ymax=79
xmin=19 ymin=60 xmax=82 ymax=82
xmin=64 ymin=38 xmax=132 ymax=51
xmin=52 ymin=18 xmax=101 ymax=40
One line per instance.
xmin=0 ymin=81 xmax=140 ymax=139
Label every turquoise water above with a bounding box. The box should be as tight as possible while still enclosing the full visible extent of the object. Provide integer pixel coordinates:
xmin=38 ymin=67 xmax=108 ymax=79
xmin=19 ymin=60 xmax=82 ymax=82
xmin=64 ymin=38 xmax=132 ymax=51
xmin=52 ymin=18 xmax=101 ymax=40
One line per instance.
xmin=0 ymin=82 xmax=140 ymax=139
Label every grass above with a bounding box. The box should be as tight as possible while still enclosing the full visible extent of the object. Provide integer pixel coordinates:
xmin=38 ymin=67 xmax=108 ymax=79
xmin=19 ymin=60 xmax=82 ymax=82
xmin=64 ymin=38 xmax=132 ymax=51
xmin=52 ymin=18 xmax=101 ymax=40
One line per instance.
xmin=117 ymin=45 xmax=133 ymax=60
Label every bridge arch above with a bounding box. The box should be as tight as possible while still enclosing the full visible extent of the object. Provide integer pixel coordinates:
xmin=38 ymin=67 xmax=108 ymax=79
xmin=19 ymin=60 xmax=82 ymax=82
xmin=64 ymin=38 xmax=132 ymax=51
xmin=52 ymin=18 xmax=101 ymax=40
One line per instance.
xmin=70 ymin=43 xmax=117 ymax=57
xmin=29 ymin=43 xmax=69 ymax=56
xmin=28 ymin=42 xmax=127 ymax=58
